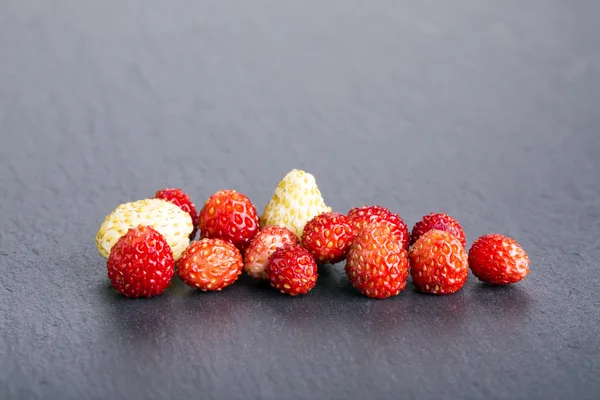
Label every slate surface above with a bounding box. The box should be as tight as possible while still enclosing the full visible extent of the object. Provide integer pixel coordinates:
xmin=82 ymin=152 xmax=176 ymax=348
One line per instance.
xmin=1 ymin=1 xmax=599 ymax=399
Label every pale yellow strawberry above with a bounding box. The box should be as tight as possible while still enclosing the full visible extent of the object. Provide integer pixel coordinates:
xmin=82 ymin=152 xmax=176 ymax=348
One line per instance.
xmin=260 ymin=169 xmax=331 ymax=239
xmin=95 ymin=198 xmax=193 ymax=260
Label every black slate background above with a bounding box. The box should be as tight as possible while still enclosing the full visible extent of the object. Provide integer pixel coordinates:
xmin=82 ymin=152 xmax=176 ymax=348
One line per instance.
xmin=1 ymin=1 xmax=600 ymax=399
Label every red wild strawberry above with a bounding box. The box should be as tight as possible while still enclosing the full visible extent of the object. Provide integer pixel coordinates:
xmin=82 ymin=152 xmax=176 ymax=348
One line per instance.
xmin=347 ymin=205 xmax=410 ymax=250
xmin=177 ymin=238 xmax=244 ymax=291
xmin=301 ymin=212 xmax=354 ymax=264
xmin=267 ymin=244 xmax=318 ymax=296
xmin=107 ymin=226 xmax=175 ymax=298
xmin=409 ymin=229 xmax=468 ymax=295
xmin=468 ymin=234 xmax=530 ymax=285
xmin=345 ymin=220 xmax=409 ymax=299
xmin=154 ymin=188 xmax=199 ymax=239
xmin=199 ymin=190 xmax=259 ymax=252
xmin=244 ymin=226 xmax=299 ymax=280
xmin=410 ymin=212 xmax=466 ymax=247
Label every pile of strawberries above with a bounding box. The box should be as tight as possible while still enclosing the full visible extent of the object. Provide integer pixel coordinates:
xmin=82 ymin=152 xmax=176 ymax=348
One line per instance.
xmin=96 ymin=169 xmax=530 ymax=299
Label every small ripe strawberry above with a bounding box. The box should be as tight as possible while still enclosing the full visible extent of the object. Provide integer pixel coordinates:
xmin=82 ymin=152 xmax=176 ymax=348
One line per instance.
xmin=107 ymin=226 xmax=175 ymax=298
xmin=244 ymin=226 xmax=299 ymax=280
xmin=199 ymin=190 xmax=259 ymax=252
xmin=267 ymin=244 xmax=318 ymax=296
xmin=345 ymin=220 xmax=409 ymax=299
xmin=347 ymin=205 xmax=410 ymax=250
xmin=468 ymin=234 xmax=530 ymax=285
xmin=154 ymin=188 xmax=198 ymax=239
xmin=260 ymin=169 xmax=331 ymax=239
xmin=409 ymin=229 xmax=468 ymax=295
xmin=410 ymin=212 xmax=466 ymax=247
xmin=301 ymin=212 xmax=354 ymax=264
xmin=177 ymin=238 xmax=244 ymax=291
xmin=96 ymin=198 xmax=193 ymax=260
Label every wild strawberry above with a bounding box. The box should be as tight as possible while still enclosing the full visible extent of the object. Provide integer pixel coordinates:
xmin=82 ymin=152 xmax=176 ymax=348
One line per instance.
xmin=410 ymin=212 xmax=466 ymax=247
xmin=199 ymin=190 xmax=259 ymax=252
xmin=96 ymin=198 xmax=193 ymax=260
xmin=468 ymin=234 xmax=530 ymax=285
xmin=177 ymin=238 xmax=244 ymax=291
xmin=301 ymin=212 xmax=353 ymax=264
xmin=244 ymin=226 xmax=299 ymax=280
xmin=267 ymin=244 xmax=318 ymax=296
xmin=345 ymin=220 xmax=409 ymax=299
xmin=346 ymin=205 xmax=410 ymax=250
xmin=107 ymin=226 xmax=175 ymax=298
xmin=409 ymin=229 xmax=468 ymax=295
xmin=154 ymin=188 xmax=198 ymax=239
xmin=260 ymin=169 xmax=331 ymax=239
